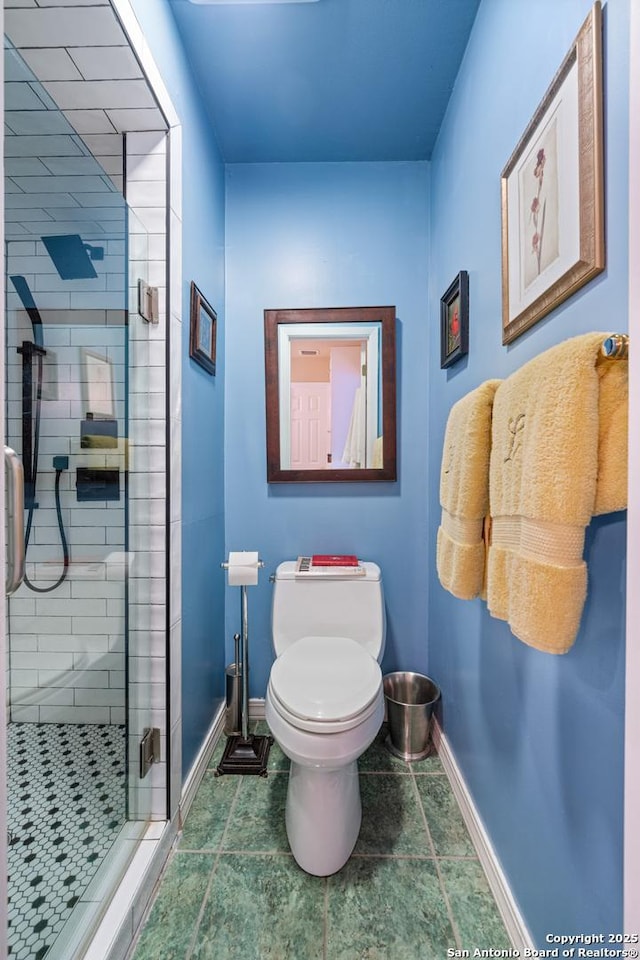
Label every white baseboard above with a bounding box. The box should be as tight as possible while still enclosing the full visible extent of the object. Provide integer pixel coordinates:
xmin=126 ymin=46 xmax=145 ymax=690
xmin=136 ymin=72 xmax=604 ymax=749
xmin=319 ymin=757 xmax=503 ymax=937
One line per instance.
xmin=433 ymin=720 xmax=534 ymax=952
xmin=179 ymin=698 xmax=267 ymax=823
xmin=179 ymin=703 xmax=225 ymax=824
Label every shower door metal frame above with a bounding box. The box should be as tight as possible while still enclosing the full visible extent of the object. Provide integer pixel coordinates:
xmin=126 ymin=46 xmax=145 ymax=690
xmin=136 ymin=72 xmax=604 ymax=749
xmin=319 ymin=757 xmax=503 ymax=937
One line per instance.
xmin=0 ymin=0 xmax=181 ymax=951
xmin=1 ymin=8 xmax=8 ymax=954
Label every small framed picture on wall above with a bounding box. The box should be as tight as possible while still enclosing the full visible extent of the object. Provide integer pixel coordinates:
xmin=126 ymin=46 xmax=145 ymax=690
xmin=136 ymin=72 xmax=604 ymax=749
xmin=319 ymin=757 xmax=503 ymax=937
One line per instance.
xmin=440 ymin=270 xmax=469 ymax=369
xmin=189 ymin=281 xmax=217 ymax=375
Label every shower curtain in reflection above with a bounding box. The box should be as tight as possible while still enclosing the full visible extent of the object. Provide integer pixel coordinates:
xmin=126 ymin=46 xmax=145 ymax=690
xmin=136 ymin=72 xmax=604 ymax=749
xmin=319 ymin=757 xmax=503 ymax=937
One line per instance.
xmin=341 ymin=386 xmax=367 ymax=467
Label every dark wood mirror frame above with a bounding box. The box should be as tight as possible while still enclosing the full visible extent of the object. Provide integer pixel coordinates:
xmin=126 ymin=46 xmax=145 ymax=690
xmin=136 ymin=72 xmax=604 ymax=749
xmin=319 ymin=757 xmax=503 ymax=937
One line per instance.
xmin=264 ymin=305 xmax=397 ymax=483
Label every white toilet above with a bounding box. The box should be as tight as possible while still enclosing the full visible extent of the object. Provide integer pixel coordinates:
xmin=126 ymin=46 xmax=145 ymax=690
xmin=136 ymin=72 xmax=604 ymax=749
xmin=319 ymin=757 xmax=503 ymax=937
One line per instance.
xmin=265 ymin=560 xmax=386 ymax=876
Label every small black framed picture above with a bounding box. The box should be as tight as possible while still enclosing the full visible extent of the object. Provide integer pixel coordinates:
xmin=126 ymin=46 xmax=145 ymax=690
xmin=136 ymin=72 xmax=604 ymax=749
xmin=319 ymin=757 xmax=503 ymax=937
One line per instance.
xmin=189 ymin=281 xmax=217 ymax=375
xmin=440 ymin=270 xmax=469 ymax=369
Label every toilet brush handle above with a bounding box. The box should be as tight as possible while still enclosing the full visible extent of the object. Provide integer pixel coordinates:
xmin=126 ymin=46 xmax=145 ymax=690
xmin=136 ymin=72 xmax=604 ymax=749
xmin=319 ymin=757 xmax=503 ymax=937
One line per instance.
xmin=241 ymin=585 xmax=250 ymax=741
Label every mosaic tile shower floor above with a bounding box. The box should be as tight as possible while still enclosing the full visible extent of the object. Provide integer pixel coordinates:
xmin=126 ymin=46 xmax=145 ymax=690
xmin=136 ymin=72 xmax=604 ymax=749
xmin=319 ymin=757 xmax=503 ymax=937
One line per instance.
xmin=7 ymin=722 xmax=126 ymax=960
xmin=132 ymin=721 xmax=511 ymax=960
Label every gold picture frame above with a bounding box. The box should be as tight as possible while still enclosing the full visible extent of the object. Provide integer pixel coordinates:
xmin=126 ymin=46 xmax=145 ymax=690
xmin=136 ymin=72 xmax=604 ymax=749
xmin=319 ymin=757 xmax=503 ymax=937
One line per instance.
xmin=500 ymin=1 xmax=604 ymax=345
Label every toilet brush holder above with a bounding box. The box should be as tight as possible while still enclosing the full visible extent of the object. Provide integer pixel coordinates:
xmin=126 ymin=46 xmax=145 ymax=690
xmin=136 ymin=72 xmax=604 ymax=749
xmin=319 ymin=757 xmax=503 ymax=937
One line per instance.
xmin=216 ymin=567 xmax=272 ymax=777
xmin=224 ymin=667 xmax=242 ymax=736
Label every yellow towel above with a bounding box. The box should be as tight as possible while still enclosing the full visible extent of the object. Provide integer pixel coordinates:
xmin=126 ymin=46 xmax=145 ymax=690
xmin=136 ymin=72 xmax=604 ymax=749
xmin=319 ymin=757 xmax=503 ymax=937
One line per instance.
xmin=487 ymin=332 xmax=628 ymax=654
xmin=437 ymin=380 xmax=502 ymax=599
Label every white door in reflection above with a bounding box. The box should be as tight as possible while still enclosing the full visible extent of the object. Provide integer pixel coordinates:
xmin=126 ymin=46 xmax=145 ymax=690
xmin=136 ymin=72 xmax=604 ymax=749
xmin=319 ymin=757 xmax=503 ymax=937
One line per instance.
xmin=290 ymin=382 xmax=331 ymax=469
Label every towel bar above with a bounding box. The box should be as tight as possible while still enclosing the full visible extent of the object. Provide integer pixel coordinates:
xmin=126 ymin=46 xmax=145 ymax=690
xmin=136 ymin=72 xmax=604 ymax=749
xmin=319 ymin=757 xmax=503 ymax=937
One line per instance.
xmin=601 ymin=334 xmax=629 ymax=359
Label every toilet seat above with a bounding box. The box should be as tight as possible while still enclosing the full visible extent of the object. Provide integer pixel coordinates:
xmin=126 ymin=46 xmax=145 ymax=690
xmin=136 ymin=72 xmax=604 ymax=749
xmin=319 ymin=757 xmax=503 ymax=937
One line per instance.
xmin=269 ymin=635 xmax=382 ymax=734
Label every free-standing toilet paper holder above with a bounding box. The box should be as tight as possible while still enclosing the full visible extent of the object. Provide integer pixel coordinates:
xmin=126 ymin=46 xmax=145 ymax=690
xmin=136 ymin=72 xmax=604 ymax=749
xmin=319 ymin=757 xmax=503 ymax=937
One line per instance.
xmin=216 ymin=557 xmax=273 ymax=776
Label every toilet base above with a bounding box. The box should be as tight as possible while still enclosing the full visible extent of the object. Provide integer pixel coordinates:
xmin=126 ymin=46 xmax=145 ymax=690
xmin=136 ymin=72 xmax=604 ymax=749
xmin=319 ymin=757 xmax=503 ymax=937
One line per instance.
xmin=285 ymin=760 xmax=361 ymax=876
xmin=215 ymin=734 xmax=273 ymax=777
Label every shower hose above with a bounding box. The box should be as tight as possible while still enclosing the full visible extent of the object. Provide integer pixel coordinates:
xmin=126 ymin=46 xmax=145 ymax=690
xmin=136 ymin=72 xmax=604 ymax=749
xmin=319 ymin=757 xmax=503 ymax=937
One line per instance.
xmin=23 ymin=348 xmax=70 ymax=593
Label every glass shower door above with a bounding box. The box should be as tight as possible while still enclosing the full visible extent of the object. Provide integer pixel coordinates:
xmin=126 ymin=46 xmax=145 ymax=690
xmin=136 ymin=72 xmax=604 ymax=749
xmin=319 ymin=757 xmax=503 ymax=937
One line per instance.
xmin=3 ymin=40 xmax=160 ymax=960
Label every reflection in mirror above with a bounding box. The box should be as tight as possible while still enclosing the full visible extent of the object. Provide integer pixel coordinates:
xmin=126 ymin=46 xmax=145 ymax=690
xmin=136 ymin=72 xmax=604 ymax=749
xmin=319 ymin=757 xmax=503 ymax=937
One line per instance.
xmin=264 ymin=307 xmax=396 ymax=482
xmin=284 ymin=329 xmax=379 ymax=470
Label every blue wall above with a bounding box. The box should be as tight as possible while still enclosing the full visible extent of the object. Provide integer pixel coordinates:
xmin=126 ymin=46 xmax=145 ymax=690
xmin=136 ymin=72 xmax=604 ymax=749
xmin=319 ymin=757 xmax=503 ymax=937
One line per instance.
xmin=129 ymin=0 xmax=227 ymax=779
xmin=134 ymin=2 xmax=631 ymax=938
xmin=428 ymin=0 xmax=628 ymax=942
xmin=224 ymin=161 xmax=429 ymax=693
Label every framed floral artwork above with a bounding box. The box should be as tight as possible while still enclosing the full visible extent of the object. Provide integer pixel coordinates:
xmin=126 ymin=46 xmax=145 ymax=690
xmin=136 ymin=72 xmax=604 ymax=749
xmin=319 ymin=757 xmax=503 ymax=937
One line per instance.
xmin=500 ymin=1 xmax=604 ymax=345
xmin=440 ymin=270 xmax=469 ymax=369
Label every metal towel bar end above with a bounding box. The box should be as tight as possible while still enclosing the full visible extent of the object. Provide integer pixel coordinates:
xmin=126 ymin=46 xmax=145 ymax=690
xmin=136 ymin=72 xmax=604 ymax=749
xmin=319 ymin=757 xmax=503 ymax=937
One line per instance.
xmin=601 ymin=334 xmax=629 ymax=359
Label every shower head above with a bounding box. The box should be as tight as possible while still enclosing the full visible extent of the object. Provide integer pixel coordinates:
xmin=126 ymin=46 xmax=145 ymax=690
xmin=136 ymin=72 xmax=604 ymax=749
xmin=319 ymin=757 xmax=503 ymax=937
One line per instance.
xmin=41 ymin=234 xmax=104 ymax=280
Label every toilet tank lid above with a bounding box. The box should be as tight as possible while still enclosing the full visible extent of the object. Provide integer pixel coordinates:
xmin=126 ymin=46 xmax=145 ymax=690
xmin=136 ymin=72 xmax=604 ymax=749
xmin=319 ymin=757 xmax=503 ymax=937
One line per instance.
xmin=275 ymin=560 xmax=381 ymax=581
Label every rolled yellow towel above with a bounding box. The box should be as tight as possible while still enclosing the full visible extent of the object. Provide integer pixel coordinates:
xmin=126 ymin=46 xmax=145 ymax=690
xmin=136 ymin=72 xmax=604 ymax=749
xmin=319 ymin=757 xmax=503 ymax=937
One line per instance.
xmin=437 ymin=380 xmax=502 ymax=599
xmin=487 ymin=332 xmax=628 ymax=654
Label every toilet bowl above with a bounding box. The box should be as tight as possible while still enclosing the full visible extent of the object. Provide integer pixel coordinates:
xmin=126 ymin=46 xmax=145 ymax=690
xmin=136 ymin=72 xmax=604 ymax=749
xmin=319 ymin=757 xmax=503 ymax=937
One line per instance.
xmin=266 ymin=561 xmax=386 ymax=876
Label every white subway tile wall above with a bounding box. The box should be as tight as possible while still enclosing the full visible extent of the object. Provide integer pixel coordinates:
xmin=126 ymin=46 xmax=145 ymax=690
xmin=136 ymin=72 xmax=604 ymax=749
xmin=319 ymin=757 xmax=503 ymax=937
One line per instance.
xmin=6 ymin=241 xmax=129 ymax=723
xmin=5 ymin=132 xmax=169 ymax=819
xmin=127 ymin=130 xmax=169 ymax=821
xmin=4 ymin=2 xmax=178 ymax=825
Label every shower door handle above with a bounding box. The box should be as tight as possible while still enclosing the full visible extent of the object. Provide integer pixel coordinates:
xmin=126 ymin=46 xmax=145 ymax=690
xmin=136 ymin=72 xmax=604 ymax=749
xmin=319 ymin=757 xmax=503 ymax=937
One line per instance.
xmin=4 ymin=446 xmax=25 ymax=596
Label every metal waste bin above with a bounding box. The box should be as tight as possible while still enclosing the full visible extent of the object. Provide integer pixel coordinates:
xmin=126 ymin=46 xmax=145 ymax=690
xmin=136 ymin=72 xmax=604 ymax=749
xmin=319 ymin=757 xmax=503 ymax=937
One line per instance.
xmin=383 ymin=672 xmax=440 ymax=761
xmin=224 ymin=661 xmax=242 ymax=736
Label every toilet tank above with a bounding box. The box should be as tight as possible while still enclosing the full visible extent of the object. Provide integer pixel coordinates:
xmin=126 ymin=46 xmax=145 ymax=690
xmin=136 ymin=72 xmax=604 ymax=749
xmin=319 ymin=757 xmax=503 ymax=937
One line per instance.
xmin=271 ymin=560 xmax=386 ymax=661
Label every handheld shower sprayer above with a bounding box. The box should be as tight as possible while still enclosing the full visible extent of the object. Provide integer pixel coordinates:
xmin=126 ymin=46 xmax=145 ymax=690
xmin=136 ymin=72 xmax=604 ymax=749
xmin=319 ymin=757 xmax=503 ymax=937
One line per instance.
xmin=10 ymin=274 xmax=70 ymax=592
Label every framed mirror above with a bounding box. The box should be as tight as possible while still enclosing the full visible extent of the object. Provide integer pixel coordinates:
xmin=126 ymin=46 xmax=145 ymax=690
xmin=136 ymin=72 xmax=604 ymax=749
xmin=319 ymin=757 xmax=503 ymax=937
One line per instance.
xmin=264 ymin=306 xmax=397 ymax=482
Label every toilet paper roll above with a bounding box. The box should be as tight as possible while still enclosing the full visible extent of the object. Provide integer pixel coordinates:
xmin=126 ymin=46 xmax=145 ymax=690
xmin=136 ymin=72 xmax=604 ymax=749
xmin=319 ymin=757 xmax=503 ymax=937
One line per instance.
xmin=227 ymin=551 xmax=260 ymax=586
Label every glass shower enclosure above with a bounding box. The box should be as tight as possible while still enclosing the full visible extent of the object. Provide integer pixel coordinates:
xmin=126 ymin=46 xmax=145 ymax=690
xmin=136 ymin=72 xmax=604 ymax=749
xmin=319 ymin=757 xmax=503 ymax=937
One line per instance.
xmin=3 ymin=38 xmax=166 ymax=960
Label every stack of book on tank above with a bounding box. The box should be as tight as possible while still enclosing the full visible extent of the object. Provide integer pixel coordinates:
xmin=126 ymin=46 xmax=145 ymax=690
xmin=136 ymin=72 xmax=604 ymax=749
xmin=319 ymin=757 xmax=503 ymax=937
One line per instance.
xmin=294 ymin=555 xmax=366 ymax=578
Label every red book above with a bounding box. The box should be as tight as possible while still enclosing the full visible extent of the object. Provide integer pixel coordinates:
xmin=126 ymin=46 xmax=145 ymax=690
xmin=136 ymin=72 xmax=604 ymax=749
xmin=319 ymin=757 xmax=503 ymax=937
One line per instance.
xmin=312 ymin=554 xmax=359 ymax=567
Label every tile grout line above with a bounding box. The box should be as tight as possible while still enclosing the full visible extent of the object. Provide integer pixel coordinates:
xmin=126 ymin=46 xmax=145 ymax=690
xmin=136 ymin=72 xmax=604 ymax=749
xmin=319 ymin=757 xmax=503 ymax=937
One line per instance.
xmin=409 ymin=763 xmax=463 ymax=952
xmin=138 ymin=846 xmax=479 ymax=860
xmin=181 ymin=847 xmax=296 ymax=857
xmin=350 ymin=851 xmax=452 ymax=861
xmin=359 ymin=769 xmax=447 ymax=776
xmin=183 ymin=773 xmax=244 ymax=960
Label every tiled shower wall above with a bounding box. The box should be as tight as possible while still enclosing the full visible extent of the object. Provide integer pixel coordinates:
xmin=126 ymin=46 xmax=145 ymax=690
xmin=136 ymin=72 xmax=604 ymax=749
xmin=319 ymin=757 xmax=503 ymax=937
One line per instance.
xmin=5 ymin=132 xmax=169 ymax=737
xmin=126 ymin=128 xmax=171 ymax=820
xmin=4 ymin=0 xmax=182 ymax=821
xmin=5 ymin=238 xmax=129 ymax=724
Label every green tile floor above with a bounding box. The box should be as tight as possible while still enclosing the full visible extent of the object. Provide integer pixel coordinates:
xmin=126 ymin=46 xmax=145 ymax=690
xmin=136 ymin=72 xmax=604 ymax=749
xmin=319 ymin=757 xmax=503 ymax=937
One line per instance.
xmin=131 ymin=721 xmax=510 ymax=960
